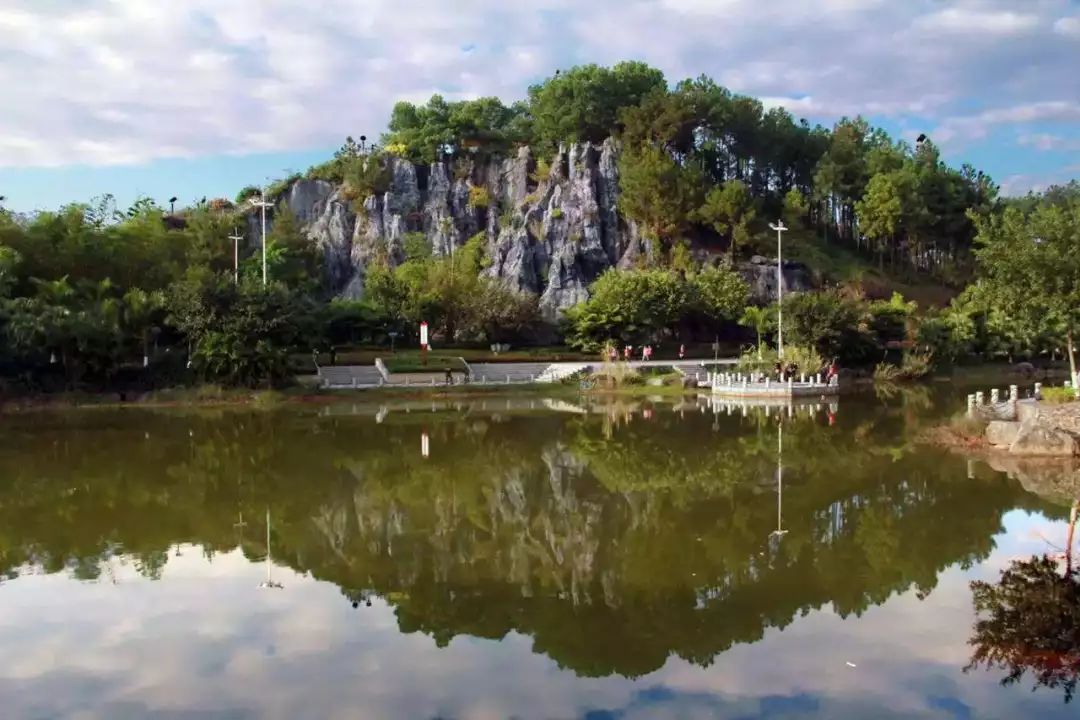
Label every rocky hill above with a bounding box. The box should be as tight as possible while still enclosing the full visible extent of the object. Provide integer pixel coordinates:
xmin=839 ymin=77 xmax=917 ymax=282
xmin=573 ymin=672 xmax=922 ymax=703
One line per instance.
xmin=252 ymin=139 xmax=812 ymax=319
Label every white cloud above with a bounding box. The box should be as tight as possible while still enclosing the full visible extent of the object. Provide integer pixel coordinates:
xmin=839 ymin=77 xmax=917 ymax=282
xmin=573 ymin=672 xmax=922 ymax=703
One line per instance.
xmin=930 ymin=101 xmax=1080 ymax=146
xmin=1017 ymin=132 xmax=1080 ymax=151
xmin=998 ymin=170 xmax=1079 ymax=197
xmin=913 ymin=8 xmax=1039 ymax=35
xmin=1054 ymin=16 xmax=1080 ymax=37
xmin=0 ymin=0 xmax=1078 ymax=168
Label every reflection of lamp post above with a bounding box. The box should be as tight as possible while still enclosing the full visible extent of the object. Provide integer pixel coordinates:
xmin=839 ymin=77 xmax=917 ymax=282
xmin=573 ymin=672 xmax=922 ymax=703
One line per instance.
xmin=259 ymin=508 xmax=284 ymax=589
xmin=770 ymin=422 xmax=787 ymax=544
xmin=388 ymin=330 xmax=399 ymax=354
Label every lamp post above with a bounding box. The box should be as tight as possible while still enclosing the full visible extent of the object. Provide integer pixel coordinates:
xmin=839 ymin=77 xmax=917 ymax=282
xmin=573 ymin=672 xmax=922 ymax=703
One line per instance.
xmin=227 ymin=228 xmax=244 ymax=284
xmin=168 ymin=196 xmax=177 ymax=215
xmin=248 ymin=190 xmax=273 ymax=285
xmin=769 ymin=220 xmax=788 ymax=359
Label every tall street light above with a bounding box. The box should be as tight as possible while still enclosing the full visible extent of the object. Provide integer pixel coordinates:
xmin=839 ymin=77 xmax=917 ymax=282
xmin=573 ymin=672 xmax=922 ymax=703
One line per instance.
xmin=227 ymin=228 xmax=244 ymax=284
xmin=248 ymin=190 xmax=273 ymax=285
xmin=769 ymin=220 xmax=788 ymax=359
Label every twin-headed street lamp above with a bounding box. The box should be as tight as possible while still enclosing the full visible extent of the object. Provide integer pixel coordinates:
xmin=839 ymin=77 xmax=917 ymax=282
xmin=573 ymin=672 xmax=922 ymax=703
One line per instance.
xmin=769 ymin=220 xmax=788 ymax=359
xmin=227 ymin=228 xmax=243 ymax=284
xmin=248 ymin=188 xmax=272 ymax=284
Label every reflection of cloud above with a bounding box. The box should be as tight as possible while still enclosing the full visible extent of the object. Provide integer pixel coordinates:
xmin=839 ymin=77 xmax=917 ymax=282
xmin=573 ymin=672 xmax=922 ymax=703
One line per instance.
xmin=1 ymin=513 xmax=1075 ymax=720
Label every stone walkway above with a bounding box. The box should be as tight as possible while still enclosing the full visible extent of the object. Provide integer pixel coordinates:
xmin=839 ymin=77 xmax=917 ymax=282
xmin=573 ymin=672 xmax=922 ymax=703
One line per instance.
xmin=317 ymin=357 xmax=738 ymax=389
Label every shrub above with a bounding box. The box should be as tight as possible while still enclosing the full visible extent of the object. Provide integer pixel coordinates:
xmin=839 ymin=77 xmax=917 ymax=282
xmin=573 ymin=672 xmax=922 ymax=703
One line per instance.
xmin=195 ymin=384 xmax=226 ymax=401
xmin=530 ymin=158 xmax=552 ymax=184
xmin=523 ymin=192 xmax=541 ymax=207
xmin=468 ymin=185 xmax=491 ymax=209
xmin=252 ymin=389 xmax=285 ymax=408
xmin=899 ymin=350 xmax=933 ymax=379
xmin=1041 ymin=386 xmax=1077 ymax=404
xmin=235 ymin=186 xmax=261 ymax=204
xmin=873 ymin=362 xmax=901 ymax=383
xmin=949 ymin=413 xmax=988 ymax=438
xmin=342 ymin=154 xmax=390 ymax=208
xmin=550 ymin=208 xmax=564 ymax=220
xmin=875 ymin=351 xmax=934 ymax=383
xmin=266 ymin=173 xmax=302 ymax=201
xmin=736 ymin=344 xmax=822 ymax=377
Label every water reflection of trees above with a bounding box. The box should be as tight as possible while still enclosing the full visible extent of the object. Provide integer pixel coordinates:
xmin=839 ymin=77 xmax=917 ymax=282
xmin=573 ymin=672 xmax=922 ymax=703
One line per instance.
xmin=966 ymin=503 xmax=1080 ymax=702
xmin=0 ymin=402 xmax=1063 ymax=678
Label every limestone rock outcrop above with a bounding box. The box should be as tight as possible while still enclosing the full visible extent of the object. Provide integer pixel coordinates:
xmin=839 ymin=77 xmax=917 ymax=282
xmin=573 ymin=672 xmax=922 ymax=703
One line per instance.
xmin=253 ymin=139 xmax=814 ymax=319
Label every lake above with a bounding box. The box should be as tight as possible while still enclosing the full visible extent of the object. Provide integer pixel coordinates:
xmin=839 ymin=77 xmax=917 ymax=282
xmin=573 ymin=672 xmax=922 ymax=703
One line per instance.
xmin=0 ymin=389 xmax=1075 ymax=719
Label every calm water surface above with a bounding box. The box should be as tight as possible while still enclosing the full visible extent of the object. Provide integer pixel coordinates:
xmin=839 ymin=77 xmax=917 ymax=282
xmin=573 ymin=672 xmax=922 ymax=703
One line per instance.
xmin=0 ymin=390 xmax=1074 ymax=719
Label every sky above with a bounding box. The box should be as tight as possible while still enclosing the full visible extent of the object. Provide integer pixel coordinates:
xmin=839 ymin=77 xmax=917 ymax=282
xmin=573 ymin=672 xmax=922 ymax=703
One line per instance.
xmin=0 ymin=0 xmax=1079 ymax=213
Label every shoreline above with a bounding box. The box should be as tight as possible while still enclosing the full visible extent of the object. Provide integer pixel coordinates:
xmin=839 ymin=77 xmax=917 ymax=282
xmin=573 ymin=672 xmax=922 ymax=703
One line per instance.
xmin=0 ymin=381 xmax=710 ymax=413
xmin=0 ymin=361 xmax=1066 ymax=413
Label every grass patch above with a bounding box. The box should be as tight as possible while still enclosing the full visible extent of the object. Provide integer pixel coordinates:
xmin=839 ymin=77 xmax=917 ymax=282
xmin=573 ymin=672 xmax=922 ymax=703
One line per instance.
xmin=252 ymin=390 xmax=286 ymax=408
xmin=298 ymin=346 xmax=596 ymax=372
xmin=383 ymin=356 xmax=466 ymax=374
xmin=1041 ymin=386 xmax=1077 ymax=404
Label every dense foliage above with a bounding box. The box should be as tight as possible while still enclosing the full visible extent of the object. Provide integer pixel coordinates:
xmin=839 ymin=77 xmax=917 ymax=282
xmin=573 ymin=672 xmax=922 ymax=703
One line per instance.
xmin=0 ymin=62 xmax=1075 ymax=392
xmin=563 ymin=265 xmax=748 ymax=351
xmin=382 ymin=67 xmax=998 ymax=281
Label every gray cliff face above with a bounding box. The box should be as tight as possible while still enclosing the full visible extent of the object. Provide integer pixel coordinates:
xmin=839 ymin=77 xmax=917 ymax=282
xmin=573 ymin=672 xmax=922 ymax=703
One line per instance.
xmin=739 ymin=257 xmax=814 ymax=305
xmin=267 ymin=139 xmax=811 ymax=318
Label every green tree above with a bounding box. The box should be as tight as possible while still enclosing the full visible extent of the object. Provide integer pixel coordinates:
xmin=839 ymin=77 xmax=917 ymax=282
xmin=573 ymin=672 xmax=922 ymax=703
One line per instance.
xmin=265 ymin=206 xmax=321 ymax=291
xmin=740 ymin=306 xmax=775 ymax=356
xmin=166 ymin=275 xmax=315 ymax=387
xmin=781 ymin=289 xmax=873 ymax=362
xmin=528 ymin=62 xmax=666 ymax=151
xmin=689 ymin=264 xmax=749 ymax=327
xmin=973 ymin=187 xmax=1080 ymax=380
xmin=564 ymin=269 xmax=691 ymax=350
xmin=696 ymin=180 xmax=756 ymax=260
xmin=618 ymin=146 xmax=704 ymax=254
xmin=782 ymin=188 xmax=809 ymax=229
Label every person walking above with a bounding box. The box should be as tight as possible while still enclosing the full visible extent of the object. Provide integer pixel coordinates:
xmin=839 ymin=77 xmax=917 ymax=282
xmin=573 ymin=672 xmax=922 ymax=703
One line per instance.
xmin=825 ymin=357 xmax=840 ymax=385
xmin=624 ymin=345 xmax=633 ymax=362
xmin=678 ymin=344 xmax=685 ymax=360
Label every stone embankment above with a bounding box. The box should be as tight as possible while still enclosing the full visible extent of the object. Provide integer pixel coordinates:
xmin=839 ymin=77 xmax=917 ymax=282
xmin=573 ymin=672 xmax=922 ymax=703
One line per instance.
xmin=973 ymin=385 xmax=1080 ymax=456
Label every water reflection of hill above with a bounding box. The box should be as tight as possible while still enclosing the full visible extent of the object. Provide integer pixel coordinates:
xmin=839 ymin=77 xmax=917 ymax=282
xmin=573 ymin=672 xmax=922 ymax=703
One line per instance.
xmin=0 ymin=400 xmax=1063 ymax=678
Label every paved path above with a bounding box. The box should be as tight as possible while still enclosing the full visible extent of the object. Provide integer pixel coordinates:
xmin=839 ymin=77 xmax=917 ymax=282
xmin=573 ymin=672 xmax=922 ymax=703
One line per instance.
xmin=318 ymin=357 xmax=737 ymax=389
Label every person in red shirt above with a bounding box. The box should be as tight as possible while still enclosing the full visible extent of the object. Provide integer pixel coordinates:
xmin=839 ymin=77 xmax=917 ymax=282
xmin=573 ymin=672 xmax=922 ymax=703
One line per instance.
xmin=624 ymin=345 xmax=633 ymax=361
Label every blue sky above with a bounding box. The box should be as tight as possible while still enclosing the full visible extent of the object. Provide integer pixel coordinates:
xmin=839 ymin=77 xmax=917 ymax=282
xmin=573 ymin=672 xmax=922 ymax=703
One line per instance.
xmin=1 ymin=0 xmax=1079 ymax=213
